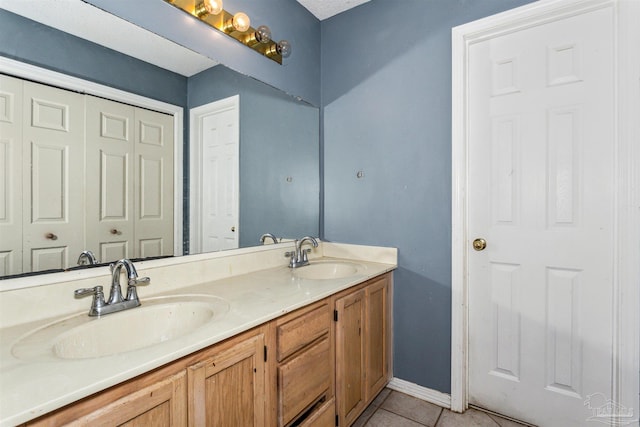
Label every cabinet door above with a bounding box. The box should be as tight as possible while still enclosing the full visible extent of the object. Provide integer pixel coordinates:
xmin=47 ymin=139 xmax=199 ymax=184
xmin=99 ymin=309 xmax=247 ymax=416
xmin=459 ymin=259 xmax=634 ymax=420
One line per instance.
xmin=26 ymin=371 xmax=187 ymax=426
xmin=365 ymin=276 xmax=390 ymax=401
xmin=188 ymin=333 xmax=266 ymax=427
xmin=335 ymin=289 xmax=366 ymax=427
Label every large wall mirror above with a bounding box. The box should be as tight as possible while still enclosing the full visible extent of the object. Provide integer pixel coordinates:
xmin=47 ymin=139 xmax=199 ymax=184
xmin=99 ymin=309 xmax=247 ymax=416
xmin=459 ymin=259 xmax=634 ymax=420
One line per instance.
xmin=0 ymin=42 xmax=319 ymax=279
xmin=188 ymin=64 xmax=320 ymax=253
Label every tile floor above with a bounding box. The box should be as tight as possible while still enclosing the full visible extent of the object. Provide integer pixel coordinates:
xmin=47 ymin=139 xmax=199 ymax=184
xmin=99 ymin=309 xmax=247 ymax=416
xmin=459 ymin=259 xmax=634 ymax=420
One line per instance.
xmin=352 ymin=389 xmax=529 ymax=427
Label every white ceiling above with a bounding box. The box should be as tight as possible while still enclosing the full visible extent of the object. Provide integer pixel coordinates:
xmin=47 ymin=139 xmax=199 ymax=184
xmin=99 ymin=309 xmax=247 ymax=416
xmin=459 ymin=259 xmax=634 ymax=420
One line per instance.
xmin=296 ymin=0 xmax=370 ymax=20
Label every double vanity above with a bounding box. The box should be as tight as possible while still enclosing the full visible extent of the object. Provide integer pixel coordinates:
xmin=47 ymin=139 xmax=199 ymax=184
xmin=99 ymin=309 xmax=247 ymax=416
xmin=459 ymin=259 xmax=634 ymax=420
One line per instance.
xmin=0 ymin=241 xmax=396 ymax=426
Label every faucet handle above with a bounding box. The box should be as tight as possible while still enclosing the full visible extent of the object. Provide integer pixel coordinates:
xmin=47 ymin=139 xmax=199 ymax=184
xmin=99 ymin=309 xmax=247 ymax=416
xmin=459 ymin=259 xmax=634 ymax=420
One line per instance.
xmin=75 ymin=285 xmax=104 ymax=298
xmin=129 ymin=276 xmax=150 ymax=286
xmin=74 ymin=286 xmax=106 ymax=316
xmin=125 ymin=277 xmax=150 ymax=302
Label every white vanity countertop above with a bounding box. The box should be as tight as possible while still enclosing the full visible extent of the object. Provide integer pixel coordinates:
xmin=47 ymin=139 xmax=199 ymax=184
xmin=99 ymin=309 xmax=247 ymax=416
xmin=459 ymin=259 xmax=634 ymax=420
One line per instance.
xmin=0 ymin=242 xmax=397 ymax=426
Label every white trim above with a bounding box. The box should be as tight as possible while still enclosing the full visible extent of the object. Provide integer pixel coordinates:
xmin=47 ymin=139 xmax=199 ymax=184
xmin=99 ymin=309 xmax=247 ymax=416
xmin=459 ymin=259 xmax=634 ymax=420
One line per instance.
xmin=611 ymin=0 xmax=640 ymax=419
xmin=451 ymin=0 xmax=639 ymax=419
xmin=189 ymin=95 xmax=240 ymax=254
xmin=387 ymin=378 xmax=451 ymax=409
xmin=0 ymin=57 xmax=185 ymax=256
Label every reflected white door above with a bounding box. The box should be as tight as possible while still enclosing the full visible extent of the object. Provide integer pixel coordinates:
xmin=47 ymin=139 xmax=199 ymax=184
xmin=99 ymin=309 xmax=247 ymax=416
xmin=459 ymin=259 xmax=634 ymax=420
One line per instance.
xmin=21 ymin=80 xmax=85 ymax=272
xmin=133 ymin=107 xmax=174 ymax=258
xmin=0 ymin=75 xmax=23 ymax=275
xmin=85 ymin=95 xmax=135 ymax=262
xmin=468 ymin=6 xmax=615 ymax=427
xmin=190 ymin=96 xmax=239 ymax=253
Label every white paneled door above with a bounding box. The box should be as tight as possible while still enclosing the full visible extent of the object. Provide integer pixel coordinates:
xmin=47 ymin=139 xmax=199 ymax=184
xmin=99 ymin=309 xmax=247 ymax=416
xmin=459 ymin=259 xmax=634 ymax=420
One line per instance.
xmin=190 ymin=96 xmax=239 ymax=253
xmin=85 ymin=95 xmax=135 ymax=263
xmin=467 ymin=5 xmax=615 ymax=427
xmin=22 ymin=80 xmax=85 ymax=273
xmin=134 ymin=107 xmax=174 ymax=258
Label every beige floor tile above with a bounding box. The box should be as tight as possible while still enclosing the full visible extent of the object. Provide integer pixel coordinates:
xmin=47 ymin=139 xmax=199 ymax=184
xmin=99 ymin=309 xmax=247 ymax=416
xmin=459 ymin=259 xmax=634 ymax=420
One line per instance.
xmin=371 ymin=388 xmax=392 ymax=407
xmin=365 ymin=409 xmax=425 ymax=427
xmin=352 ymin=403 xmax=378 ymax=427
xmin=436 ymin=408 xmax=500 ymax=427
xmin=380 ymin=391 xmax=442 ymax=427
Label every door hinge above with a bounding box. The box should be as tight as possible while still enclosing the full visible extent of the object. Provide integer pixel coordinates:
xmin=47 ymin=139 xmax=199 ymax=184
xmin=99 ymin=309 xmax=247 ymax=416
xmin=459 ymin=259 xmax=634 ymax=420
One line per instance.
xmin=264 ymin=345 xmax=267 ymax=362
xmin=334 ymin=309 xmax=338 ymax=322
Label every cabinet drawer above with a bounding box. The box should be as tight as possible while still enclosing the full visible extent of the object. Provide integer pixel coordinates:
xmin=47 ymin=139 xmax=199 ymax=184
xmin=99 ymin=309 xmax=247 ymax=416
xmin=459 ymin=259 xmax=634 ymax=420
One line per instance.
xmin=279 ymin=336 xmax=331 ymax=426
xmin=277 ymin=303 xmax=330 ymax=361
xmin=299 ymin=398 xmax=335 ymax=427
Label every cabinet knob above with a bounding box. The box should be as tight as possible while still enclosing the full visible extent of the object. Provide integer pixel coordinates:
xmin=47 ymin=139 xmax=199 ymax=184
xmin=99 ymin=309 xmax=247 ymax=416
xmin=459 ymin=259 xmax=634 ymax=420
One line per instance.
xmin=45 ymin=232 xmax=58 ymax=241
xmin=110 ymin=229 xmax=121 ymax=235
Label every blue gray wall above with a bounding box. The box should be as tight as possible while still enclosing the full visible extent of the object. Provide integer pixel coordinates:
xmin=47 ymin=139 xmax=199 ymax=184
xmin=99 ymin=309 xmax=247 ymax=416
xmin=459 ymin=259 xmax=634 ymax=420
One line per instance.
xmin=188 ymin=66 xmax=319 ymax=248
xmin=321 ymin=0 xmax=534 ymax=393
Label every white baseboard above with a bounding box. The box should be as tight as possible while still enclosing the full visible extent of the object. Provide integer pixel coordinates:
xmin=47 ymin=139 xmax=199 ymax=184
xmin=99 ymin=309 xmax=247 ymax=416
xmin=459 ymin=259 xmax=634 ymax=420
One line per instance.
xmin=387 ymin=378 xmax=452 ymax=409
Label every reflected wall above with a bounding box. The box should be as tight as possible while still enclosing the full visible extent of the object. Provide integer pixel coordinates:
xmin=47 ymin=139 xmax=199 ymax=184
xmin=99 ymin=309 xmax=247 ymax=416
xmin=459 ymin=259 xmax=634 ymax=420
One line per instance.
xmin=188 ymin=65 xmax=319 ymax=249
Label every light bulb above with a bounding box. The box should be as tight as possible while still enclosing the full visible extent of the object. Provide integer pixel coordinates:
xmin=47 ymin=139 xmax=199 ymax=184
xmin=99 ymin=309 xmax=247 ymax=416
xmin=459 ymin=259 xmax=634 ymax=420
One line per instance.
xmin=232 ymin=12 xmax=251 ymax=32
xmin=255 ymin=25 xmax=271 ymax=44
xmin=194 ymin=0 xmax=223 ymax=17
xmin=277 ymin=40 xmax=292 ymax=58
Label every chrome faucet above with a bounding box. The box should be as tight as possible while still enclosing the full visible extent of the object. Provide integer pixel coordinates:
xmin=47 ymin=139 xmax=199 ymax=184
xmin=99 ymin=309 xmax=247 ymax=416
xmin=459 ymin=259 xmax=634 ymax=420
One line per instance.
xmin=77 ymin=250 xmax=98 ymax=266
xmin=75 ymin=258 xmax=150 ymax=316
xmin=259 ymin=233 xmax=279 ymax=244
xmin=289 ymin=236 xmax=318 ymax=268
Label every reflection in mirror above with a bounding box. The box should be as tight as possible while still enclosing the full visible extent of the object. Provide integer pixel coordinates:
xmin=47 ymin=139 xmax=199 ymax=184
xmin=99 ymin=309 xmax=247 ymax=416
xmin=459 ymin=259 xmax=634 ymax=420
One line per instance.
xmin=188 ymin=65 xmax=320 ymax=254
xmin=0 ymin=64 xmax=319 ymax=279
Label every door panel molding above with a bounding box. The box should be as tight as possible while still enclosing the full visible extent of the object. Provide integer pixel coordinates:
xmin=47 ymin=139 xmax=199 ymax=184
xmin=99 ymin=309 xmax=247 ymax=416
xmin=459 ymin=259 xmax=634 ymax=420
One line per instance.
xmin=451 ymin=0 xmax=639 ymax=420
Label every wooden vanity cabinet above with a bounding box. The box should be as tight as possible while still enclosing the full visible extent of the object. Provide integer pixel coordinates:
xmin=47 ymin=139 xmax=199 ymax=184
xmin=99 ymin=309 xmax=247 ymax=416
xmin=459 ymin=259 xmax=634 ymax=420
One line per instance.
xmin=187 ymin=328 xmax=268 ymax=426
xmin=273 ymin=300 xmax=334 ymax=427
xmin=21 ymin=272 xmax=392 ymax=427
xmin=24 ymin=327 xmax=268 ymax=427
xmin=25 ymin=364 xmax=187 ymax=426
xmin=335 ymin=273 xmax=391 ymax=427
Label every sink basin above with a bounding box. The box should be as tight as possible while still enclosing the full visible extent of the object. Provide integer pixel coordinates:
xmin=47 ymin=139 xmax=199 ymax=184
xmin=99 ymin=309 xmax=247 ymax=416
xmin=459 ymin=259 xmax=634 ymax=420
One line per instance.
xmin=293 ymin=261 xmax=363 ymax=280
xmin=12 ymin=294 xmax=229 ymax=361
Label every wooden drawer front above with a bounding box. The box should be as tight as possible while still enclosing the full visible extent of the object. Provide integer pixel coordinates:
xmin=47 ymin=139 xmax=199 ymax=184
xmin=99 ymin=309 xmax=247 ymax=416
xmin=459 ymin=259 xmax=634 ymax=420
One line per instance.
xmin=279 ymin=336 xmax=331 ymax=426
xmin=277 ymin=303 xmax=330 ymax=362
xmin=299 ymin=398 xmax=335 ymax=427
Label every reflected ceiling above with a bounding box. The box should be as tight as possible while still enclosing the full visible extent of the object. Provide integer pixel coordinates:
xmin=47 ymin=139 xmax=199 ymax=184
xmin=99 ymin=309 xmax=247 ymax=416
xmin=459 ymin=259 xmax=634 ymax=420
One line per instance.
xmin=0 ymin=0 xmax=216 ymax=76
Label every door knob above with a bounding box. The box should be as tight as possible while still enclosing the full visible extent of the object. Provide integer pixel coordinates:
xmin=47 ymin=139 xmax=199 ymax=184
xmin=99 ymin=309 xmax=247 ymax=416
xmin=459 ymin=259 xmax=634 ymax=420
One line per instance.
xmin=472 ymin=238 xmax=487 ymax=251
xmin=45 ymin=232 xmax=58 ymax=241
xmin=231 ymin=226 xmax=236 ymax=232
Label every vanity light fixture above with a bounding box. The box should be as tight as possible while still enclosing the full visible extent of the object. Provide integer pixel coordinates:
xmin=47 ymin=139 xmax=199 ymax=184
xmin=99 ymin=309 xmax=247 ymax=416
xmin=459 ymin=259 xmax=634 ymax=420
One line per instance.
xmin=164 ymin=0 xmax=291 ymax=64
